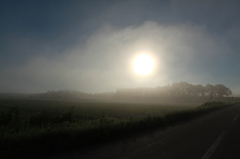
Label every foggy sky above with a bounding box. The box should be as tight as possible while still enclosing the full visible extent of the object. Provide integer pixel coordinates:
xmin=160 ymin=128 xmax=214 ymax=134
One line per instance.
xmin=0 ymin=0 xmax=240 ymax=95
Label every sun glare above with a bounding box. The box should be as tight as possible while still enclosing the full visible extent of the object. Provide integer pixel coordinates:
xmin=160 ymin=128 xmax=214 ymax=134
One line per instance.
xmin=133 ymin=54 xmax=155 ymax=75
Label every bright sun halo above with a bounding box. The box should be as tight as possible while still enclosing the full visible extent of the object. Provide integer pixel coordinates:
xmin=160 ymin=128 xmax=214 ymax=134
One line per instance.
xmin=133 ymin=54 xmax=155 ymax=75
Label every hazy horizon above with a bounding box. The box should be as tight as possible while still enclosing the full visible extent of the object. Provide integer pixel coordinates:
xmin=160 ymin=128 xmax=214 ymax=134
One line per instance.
xmin=1 ymin=1 xmax=240 ymax=95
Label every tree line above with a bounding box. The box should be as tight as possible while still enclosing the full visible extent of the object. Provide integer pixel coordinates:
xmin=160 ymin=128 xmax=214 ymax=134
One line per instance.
xmin=28 ymin=82 xmax=232 ymax=101
xmin=114 ymin=82 xmax=232 ymax=99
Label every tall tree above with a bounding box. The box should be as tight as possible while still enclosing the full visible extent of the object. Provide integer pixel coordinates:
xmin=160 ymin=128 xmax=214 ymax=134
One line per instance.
xmin=215 ymin=84 xmax=232 ymax=97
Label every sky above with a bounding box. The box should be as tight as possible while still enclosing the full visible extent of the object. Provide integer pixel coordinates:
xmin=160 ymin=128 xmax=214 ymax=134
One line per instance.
xmin=0 ymin=0 xmax=240 ymax=95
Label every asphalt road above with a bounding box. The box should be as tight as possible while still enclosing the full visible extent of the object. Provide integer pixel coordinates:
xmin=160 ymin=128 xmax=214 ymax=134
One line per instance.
xmin=43 ymin=103 xmax=240 ymax=159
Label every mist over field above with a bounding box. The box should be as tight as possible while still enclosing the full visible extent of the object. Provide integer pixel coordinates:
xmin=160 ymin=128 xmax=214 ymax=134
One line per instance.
xmin=0 ymin=1 xmax=240 ymax=95
xmin=1 ymin=1 xmax=240 ymax=158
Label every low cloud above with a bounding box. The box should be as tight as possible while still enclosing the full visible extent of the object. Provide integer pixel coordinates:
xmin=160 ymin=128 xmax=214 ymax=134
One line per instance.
xmin=0 ymin=21 xmax=234 ymax=93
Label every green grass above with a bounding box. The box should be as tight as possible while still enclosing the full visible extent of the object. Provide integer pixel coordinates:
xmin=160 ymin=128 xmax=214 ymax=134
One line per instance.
xmin=0 ymin=99 xmax=236 ymax=158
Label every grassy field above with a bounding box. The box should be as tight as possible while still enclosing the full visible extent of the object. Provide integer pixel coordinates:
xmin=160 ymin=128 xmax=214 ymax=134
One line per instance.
xmin=0 ymin=98 xmax=235 ymax=158
xmin=0 ymin=98 xmax=199 ymax=119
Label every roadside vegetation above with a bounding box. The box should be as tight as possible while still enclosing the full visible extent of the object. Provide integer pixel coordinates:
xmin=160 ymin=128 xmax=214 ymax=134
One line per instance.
xmin=0 ymin=98 xmax=238 ymax=159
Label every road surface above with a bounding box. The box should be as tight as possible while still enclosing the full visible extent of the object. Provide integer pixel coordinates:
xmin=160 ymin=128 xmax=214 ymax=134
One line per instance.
xmin=43 ymin=103 xmax=240 ymax=159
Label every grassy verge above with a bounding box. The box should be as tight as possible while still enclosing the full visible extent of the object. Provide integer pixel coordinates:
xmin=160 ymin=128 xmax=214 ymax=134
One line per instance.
xmin=0 ymin=101 xmax=235 ymax=158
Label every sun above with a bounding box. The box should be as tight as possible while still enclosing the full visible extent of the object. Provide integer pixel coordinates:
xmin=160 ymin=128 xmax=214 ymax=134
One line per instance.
xmin=133 ymin=54 xmax=155 ymax=75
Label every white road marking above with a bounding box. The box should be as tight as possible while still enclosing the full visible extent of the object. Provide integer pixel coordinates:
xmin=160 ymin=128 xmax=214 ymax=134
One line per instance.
xmin=233 ymin=115 xmax=239 ymax=121
xmin=201 ymin=131 xmax=227 ymax=159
